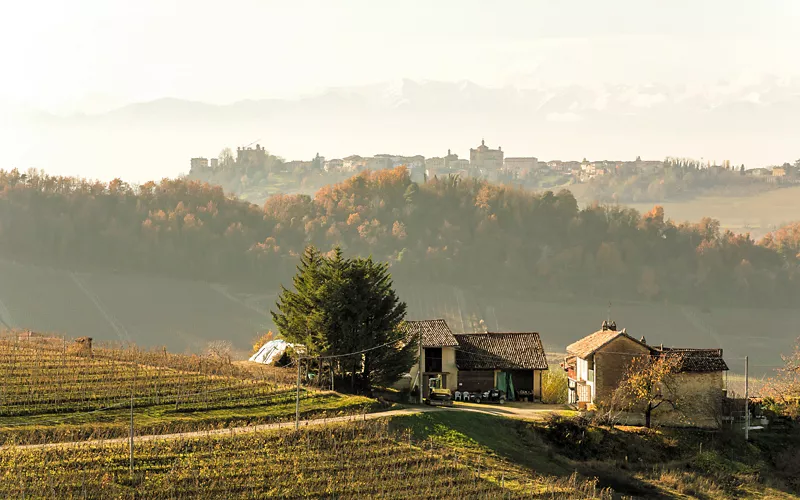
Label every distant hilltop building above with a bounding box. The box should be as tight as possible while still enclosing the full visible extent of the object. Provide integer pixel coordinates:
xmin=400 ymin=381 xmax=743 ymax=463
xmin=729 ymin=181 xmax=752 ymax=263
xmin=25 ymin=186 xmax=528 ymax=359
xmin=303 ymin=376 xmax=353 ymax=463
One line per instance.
xmin=324 ymin=158 xmax=343 ymax=172
xmin=190 ymin=157 xmax=209 ymax=173
xmin=237 ymin=144 xmax=268 ymax=168
xmin=426 ymin=149 xmax=467 ymax=172
xmin=504 ymin=157 xmax=538 ymax=173
xmin=342 ymin=155 xmax=366 ymax=172
xmin=470 ymin=139 xmax=504 ymax=170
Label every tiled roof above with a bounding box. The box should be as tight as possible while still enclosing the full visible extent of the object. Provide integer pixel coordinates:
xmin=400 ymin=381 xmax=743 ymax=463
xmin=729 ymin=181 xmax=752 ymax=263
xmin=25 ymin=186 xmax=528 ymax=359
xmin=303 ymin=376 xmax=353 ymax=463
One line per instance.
xmin=401 ymin=319 xmax=458 ymax=347
xmin=566 ymin=329 xmax=646 ymax=359
xmin=655 ymin=348 xmax=729 ymax=373
xmin=454 ymin=333 xmax=548 ymax=371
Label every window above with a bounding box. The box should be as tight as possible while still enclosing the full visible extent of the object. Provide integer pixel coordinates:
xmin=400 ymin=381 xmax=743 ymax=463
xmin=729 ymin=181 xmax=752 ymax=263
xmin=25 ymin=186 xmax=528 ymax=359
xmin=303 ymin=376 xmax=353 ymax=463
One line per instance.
xmin=424 ymin=347 xmax=442 ymax=372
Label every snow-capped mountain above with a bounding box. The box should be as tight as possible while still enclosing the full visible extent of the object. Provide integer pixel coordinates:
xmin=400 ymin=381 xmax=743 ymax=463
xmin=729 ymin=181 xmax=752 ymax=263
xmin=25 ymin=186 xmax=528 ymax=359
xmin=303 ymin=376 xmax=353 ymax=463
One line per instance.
xmin=6 ymin=78 xmax=799 ymax=182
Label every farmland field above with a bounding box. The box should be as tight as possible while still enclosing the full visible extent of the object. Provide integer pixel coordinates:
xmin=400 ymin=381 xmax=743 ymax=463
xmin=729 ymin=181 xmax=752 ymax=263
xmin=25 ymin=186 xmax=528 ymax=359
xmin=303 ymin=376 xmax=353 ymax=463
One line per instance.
xmin=0 ymin=414 xmax=611 ymax=499
xmin=0 ymin=338 xmax=373 ymax=446
xmin=2 ymin=410 xmax=796 ymax=499
xmin=0 ymin=259 xmax=271 ymax=354
xmin=621 ymin=186 xmax=800 ymax=240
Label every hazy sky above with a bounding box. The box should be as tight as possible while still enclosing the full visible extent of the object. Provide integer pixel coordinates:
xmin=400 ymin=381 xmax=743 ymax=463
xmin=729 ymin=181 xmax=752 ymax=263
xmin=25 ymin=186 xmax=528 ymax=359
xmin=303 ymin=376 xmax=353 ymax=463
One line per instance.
xmin=3 ymin=0 xmax=800 ymax=113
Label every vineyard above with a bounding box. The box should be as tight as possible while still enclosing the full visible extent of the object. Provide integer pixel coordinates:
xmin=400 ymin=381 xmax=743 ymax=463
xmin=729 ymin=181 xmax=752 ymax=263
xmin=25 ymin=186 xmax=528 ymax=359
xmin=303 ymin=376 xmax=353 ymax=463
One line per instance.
xmin=0 ymin=335 xmax=374 ymax=446
xmin=0 ymin=418 xmax=611 ymax=499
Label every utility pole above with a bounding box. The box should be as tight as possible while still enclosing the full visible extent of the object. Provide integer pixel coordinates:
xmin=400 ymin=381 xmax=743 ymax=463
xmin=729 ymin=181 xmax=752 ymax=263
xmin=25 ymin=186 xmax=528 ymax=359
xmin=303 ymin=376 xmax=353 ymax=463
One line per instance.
xmin=744 ymin=356 xmax=749 ymax=441
xmin=295 ymin=357 xmax=301 ymax=430
xmin=417 ymin=329 xmax=423 ymax=405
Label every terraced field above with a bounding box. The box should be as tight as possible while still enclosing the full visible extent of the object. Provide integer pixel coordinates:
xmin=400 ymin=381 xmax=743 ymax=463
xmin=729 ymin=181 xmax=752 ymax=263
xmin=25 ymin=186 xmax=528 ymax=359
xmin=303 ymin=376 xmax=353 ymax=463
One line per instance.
xmin=0 ymin=338 xmax=373 ymax=446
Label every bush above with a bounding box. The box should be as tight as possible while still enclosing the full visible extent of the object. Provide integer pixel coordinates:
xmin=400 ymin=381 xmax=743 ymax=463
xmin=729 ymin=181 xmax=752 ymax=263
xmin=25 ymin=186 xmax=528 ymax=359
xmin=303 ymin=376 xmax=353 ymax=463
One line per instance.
xmin=541 ymin=369 xmax=568 ymax=404
xmin=251 ymin=331 xmax=275 ymax=354
xmin=540 ymin=414 xmax=604 ymax=458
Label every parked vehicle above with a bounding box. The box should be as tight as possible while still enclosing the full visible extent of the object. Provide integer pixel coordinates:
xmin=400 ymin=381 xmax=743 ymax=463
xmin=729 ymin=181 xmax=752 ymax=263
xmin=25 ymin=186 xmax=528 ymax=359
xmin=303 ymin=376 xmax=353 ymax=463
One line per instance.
xmin=465 ymin=389 xmax=506 ymax=405
xmin=425 ymin=375 xmax=453 ymax=407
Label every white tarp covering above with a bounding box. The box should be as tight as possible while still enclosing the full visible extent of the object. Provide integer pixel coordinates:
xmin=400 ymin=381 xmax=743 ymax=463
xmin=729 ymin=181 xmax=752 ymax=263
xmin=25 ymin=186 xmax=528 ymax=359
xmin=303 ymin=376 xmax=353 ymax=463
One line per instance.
xmin=249 ymin=339 xmax=295 ymax=365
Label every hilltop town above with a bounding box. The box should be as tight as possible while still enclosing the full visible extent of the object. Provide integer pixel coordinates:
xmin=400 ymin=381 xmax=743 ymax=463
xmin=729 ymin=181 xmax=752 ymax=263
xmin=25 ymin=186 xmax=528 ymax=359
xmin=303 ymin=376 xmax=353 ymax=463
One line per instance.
xmin=188 ymin=140 xmax=800 ymax=204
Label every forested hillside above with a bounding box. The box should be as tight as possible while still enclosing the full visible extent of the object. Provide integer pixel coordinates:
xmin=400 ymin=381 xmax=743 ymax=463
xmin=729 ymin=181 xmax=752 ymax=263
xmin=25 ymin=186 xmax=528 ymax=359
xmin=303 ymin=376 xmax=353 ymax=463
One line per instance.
xmin=0 ymin=167 xmax=797 ymax=308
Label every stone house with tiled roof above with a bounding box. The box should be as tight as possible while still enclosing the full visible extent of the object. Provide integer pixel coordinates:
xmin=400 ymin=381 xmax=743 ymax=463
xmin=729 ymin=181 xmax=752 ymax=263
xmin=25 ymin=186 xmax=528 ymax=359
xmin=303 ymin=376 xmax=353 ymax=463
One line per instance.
xmin=400 ymin=320 xmax=549 ymax=401
xmin=564 ymin=324 xmax=651 ymax=405
xmin=401 ymin=319 xmax=460 ymax=394
xmin=564 ymin=322 xmax=729 ymax=428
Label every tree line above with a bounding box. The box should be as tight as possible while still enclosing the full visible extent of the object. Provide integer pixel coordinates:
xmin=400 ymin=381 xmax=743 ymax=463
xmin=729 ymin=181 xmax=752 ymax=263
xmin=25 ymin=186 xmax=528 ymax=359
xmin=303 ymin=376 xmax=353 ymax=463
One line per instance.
xmin=584 ymin=157 xmax=796 ymax=203
xmin=0 ymin=167 xmax=797 ymax=307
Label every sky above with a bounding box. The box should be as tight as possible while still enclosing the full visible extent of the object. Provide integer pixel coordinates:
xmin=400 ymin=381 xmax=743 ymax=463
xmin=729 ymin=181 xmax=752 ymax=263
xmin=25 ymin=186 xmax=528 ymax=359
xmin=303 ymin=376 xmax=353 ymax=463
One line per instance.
xmin=2 ymin=0 xmax=800 ymax=114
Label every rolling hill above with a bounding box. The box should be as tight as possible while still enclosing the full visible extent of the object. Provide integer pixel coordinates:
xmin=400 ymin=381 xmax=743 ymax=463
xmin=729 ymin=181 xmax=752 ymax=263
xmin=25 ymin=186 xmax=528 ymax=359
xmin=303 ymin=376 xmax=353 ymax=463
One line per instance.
xmin=0 ymin=259 xmax=270 ymax=355
xmin=0 ymin=258 xmax=793 ymax=380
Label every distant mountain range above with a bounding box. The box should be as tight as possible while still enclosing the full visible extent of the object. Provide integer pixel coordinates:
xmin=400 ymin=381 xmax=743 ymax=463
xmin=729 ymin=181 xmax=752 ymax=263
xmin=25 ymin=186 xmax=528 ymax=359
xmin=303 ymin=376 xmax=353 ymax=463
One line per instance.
xmin=6 ymin=78 xmax=799 ymax=183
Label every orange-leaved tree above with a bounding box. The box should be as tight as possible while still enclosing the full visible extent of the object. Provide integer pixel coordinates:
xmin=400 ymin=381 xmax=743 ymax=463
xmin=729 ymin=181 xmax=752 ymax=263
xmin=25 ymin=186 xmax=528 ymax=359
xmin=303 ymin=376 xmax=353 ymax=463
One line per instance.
xmin=762 ymin=337 xmax=800 ymax=419
xmin=251 ymin=331 xmax=275 ymax=354
xmin=612 ymin=354 xmax=682 ymax=428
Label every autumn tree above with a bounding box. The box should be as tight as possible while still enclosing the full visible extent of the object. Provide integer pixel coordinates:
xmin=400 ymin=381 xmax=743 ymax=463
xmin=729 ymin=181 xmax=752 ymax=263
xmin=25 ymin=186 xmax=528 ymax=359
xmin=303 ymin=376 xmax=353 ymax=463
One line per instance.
xmin=762 ymin=338 xmax=800 ymax=419
xmin=612 ymin=354 xmax=682 ymax=428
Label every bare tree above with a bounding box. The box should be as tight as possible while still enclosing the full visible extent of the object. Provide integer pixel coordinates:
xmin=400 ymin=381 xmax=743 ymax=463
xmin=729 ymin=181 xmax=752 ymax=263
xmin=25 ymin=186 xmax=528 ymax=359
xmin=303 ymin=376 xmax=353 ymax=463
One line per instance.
xmin=762 ymin=337 xmax=800 ymax=419
xmin=611 ymin=354 xmax=682 ymax=428
xmin=206 ymin=340 xmax=232 ymax=363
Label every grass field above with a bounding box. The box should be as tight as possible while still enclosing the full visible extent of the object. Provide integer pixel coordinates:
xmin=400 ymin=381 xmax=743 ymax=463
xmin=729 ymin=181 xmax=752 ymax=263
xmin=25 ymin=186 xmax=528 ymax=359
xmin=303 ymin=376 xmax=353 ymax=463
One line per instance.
xmin=0 ymin=259 xmax=270 ymax=354
xmin=622 ymin=186 xmax=800 ymax=240
xmin=0 ymin=338 xmax=374 ymax=446
xmin=567 ymin=183 xmax=800 ymax=241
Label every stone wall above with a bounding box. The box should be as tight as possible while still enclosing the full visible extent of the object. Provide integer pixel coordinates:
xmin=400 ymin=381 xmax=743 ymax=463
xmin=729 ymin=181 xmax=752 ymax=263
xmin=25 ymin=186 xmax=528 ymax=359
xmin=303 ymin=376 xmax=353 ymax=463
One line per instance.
xmin=442 ymin=347 xmax=458 ymax=391
xmin=594 ymin=336 xmax=650 ymax=405
xmin=607 ymin=371 xmax=725 ymax=429
xmin=653 ymin=371 xmax=725 ymax=428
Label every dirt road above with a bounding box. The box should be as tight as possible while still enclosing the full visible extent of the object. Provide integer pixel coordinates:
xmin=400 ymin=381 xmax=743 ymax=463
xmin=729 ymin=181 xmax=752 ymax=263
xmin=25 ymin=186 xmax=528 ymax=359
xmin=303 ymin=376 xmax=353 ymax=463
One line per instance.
xmin=4 ymin=407 xmax=435 ymax=451
xmin=2 ymin=402 xmax=571 ymax=452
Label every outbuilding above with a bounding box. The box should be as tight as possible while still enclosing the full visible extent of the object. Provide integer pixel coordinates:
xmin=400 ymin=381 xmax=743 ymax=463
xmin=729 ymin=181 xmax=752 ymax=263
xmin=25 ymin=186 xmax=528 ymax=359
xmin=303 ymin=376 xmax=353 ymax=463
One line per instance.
xmin=454 ymin=332 xmax=549 ymax=402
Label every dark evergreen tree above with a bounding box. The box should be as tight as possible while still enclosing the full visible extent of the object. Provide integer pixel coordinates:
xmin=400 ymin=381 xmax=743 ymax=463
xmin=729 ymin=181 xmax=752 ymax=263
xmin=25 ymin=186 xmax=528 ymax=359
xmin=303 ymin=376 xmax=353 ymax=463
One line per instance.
xmin=271 ymin=246 xmax=415 ymax=390
xmin=271 ymin=246 xmax=328 ymax=355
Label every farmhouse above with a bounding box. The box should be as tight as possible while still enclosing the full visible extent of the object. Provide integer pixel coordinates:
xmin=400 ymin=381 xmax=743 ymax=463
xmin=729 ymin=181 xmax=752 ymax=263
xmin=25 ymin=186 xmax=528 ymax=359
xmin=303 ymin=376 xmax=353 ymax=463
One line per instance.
xmin=402 ymin=319 xmax=549 ymax=401
xmin=564 ymin=322 xmax=651 ymax=405
xmin=402 ymin=319 xmax=460 ymax=394
xmin=564 ymin=321 xmax=729 ymax=427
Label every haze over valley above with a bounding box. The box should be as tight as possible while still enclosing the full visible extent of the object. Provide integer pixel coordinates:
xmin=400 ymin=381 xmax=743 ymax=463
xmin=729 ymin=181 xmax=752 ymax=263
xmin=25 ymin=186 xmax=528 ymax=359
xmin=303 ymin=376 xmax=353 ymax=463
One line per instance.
xmin=3 ymin=3 xmax=800 ymax=498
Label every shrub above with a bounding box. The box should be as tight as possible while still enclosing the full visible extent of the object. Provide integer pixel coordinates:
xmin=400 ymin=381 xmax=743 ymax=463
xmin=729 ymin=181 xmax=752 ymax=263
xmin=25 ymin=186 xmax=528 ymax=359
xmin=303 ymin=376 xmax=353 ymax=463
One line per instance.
xmin=251 ymin=331 xmax=275 ymax=354
xmin=541 ymin=368 xmax=568 ymax=404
